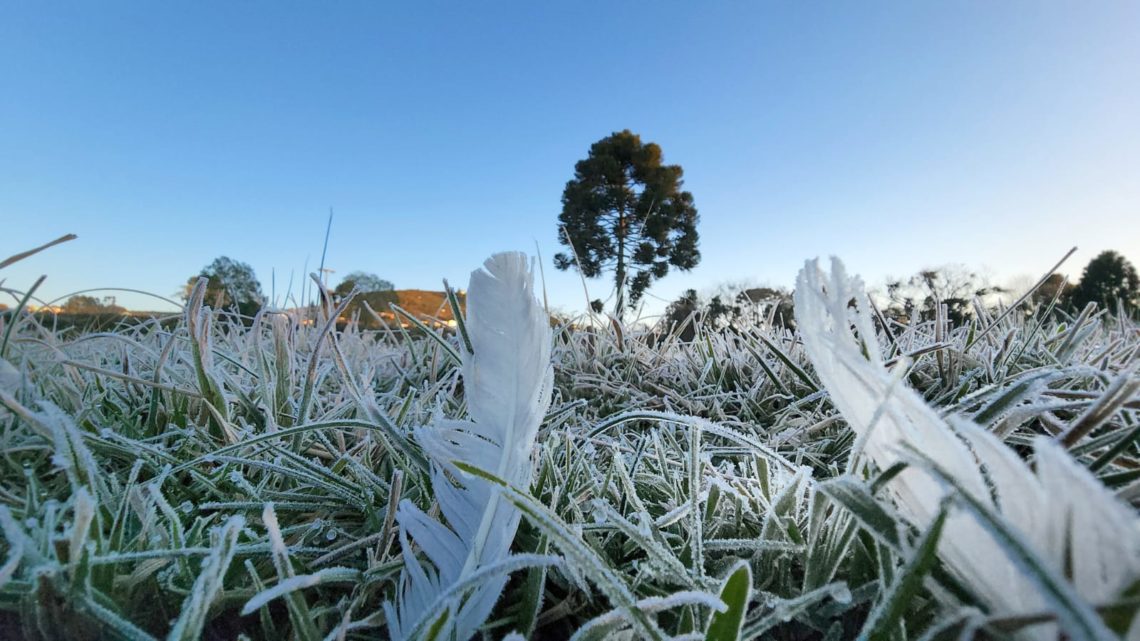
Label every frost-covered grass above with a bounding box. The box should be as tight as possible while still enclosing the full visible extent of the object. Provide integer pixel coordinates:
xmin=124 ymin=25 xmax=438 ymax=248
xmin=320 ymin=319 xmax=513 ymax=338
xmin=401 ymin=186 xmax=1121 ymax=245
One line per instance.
xmin=0 ymin=256 xmax=1138 ymax=641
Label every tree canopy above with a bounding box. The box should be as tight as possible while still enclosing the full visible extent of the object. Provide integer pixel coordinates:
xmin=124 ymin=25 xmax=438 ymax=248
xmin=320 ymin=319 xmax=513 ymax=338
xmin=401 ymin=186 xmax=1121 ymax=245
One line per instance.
xmin=333 ymin=272 xmax=394 ymax=299
xmin=1071 ymin=250 xmax=1138 ymax=315
xmin=734 ymin=286 xmax=795 ymax=328
xmin=185 ymin=256 xmax=264 ymax=318
xmin=657 ymin=282 xmax=795 ymax=340
xmin=61 ymin=295 xmax=125 ymax=315
xmin=658 ymin=289 xmax=743 ymax=341
xmin=884 ymin=265 xmax=1004 ymax=325
xmin=554 ymin=130 xmax=700 ymax=318
xmin=1031 ymin=273 xmax=1075 ymax=311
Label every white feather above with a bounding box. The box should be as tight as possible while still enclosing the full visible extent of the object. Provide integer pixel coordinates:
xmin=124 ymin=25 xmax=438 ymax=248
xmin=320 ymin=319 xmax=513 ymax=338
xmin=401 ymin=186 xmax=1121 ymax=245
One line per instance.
xmin=795 ymin=258 xmax=1140 ymax=638
xmin=386 ymin=252 xmax=554 ymax=641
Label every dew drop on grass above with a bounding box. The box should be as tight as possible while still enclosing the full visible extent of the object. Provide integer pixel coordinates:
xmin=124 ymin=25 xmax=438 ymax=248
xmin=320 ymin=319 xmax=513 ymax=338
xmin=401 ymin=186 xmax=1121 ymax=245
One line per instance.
xmin=24 ymin=518 xmax=38 ymax=529
xmin=202 ymin=454 xmax=216 ymax=464
xmin=325 ymin=529 xmax=337 ymax=541
xmin=179 ymin=501 xmax=193 ymax=514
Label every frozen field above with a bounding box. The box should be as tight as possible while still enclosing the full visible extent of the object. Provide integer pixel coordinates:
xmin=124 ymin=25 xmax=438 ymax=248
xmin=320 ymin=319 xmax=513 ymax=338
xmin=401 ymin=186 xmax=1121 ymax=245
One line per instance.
xmin=0 ymin=253 xmax=1137 ymax=641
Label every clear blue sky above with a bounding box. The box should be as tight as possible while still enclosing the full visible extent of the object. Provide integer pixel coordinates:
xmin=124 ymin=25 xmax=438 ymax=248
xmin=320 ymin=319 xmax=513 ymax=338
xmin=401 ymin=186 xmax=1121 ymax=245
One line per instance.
xmin=3 ymin=2 xmax=1138 ymax=317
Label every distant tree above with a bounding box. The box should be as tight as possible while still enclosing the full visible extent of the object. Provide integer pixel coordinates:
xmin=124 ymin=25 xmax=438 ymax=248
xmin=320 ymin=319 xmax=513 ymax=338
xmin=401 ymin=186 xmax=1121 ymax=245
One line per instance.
xmin=705 ymin=295 xmax=735 ymax=327
xmin=886 ymin=265 xmax=1004 ymax=325
xmin=329 ymin=272 xmax=396 ymax=328
xmin=660 ymin=289 xmax=702 ymax=340
xmin=734 ymin=286 xmax=795 ymax=328
xmin=1071 ymin=250 xmax=1139 ymax=315
xmin=61 ymin=295 xmax=124 ymax=314
xmin=1031 ymin=273 xmax=1075 ymax=311
xmin=333 ymin=272 xmax=394 ymax=298
xmin=344 ymin=291 xmax=401 ymax=328
xmin=659 ymin=289 xmax=737 ymax=341
xmin=185 ymin=256 xmax=265 ymax=317
xmin=62 ymin=295 xmax=98 ymax=313
xmin=554 ymin=130 xmax=700 ymax=319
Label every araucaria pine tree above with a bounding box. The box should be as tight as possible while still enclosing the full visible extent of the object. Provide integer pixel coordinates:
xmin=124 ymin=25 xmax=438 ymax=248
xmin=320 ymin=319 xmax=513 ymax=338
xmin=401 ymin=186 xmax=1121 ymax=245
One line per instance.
xmin=554 ymin=130 xmax=700 ymax=319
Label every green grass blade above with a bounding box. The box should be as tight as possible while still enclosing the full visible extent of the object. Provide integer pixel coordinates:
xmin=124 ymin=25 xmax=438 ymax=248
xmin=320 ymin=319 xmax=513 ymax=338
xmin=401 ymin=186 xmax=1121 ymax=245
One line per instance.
xmin=859 ymin=501 xmax=949 ymax=641
xmin=704 ymin=560 xmax=750 ymax=641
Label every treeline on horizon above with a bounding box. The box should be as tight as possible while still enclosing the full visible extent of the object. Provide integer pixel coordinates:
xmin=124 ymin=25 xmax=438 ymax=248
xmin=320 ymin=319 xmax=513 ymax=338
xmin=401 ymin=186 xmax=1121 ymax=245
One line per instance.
xmin=8 ymin=247 xmax=1138 ymax=339
xmin=663 ymin=248 xmax=1139 ymax=339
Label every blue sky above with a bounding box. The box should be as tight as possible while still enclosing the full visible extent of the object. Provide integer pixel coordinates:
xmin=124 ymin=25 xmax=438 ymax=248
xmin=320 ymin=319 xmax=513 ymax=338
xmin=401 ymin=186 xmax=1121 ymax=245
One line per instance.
xmin=2 ymin=2 xmax=1138 ymax=318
